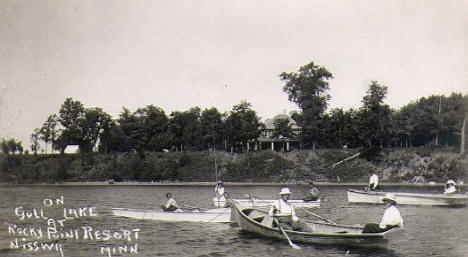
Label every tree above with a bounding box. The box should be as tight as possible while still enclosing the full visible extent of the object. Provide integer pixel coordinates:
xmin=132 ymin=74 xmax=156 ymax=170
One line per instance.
xmin=169 ymin=107 xmax=202 ymax=151
xmin=30 ymin=128 xmax=41 ymax=154
xmin=325 ymin=108 xmax=361 ymax=148
xmin=39 ymin=114 xmax=58 ymax=153
xmin=280 ymin=61 xmax=333 ymax=149
xmin=78 ymin=107 xmax=113 ymax=153
xmin=200 ymin=107 xmax=225 ymax=150
xmin=0 ymin=139 xmax=8 ymax=154
xmin=359 ymin=81 xmax=392 ymax=148
xmin=225 ymin=101 xmax=261 ymax=152
xmin=272 ymin=115 xmax=293 ymax=139
xmin=132 ymin=105 xmax=172 ymax=152
xmin=98 ymin=121 xmax=132 ymax=153
xmin=0 ymin=138 xmax=22 ymax=154
xmin=56 ymin=98 xmax=85 ymax=152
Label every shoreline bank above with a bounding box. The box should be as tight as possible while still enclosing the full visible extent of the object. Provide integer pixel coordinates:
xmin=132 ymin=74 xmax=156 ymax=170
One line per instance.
xmin=1 ymin=181 xmax=466 ymax=189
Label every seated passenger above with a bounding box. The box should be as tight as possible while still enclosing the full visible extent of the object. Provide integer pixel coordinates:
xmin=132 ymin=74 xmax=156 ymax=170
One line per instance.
xmin=223 ymin=192 xmax=234 ymax=208
xmin=362 ymin=193 xmax=403 ymax=233
xmin=444 ymin=180 xmax=457 ymax=195
xmin=368 ymin=173 xmax=379 ymax=191
xmin=303 ymin=182 xmax=319 ymax=202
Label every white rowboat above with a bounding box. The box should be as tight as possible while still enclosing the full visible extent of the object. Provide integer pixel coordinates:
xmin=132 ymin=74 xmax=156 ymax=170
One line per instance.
xmin=347 ymin=189 xmax=468 ymax=206
xmin=213 ymin=197 xmax=320 ymax=208
xmin=112 ymin=207 xmax=231 ymax=223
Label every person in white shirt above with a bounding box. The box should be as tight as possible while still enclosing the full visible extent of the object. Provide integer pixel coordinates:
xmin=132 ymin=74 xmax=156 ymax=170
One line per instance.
xmin=369 ymin=174 xmax=379 ymax=191
xmin=362 ymin=193 xmax=403 ymax=233
xmin=268 ymin=187 xmax=312 ymax=232
xmin=161 ymin=192 xmax=179 ymax=212
xmin=444 ymin=180 xmax=457 ymax=195
xmin=215 ymin=181 xmax=226 ymax=201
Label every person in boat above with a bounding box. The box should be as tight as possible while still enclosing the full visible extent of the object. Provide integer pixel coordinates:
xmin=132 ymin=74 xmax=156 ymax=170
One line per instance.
xmin=268 ymin=187 xmax=313 ymax=232
xmin=215 ymin=181 xmax=226 ymax=201
xmin=362 ymin=193 xmax=403 ymax=233
xmin=444 ymin=179 xmax=457 ymax=195
xmin=161 ymin=192 xmax=179 ymax=212
xmin=223 ymin=192 xmax=235 ymax=208
xmin=303 ymin=182 xmax=319 ymax=202
xmin=368 ymin=173 xmax=379 ymax=191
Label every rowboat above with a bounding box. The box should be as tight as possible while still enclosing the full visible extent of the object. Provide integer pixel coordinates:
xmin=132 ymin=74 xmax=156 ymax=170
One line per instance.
xmin=233 ymin=204 xmax=404 ymax=249
xmin=347 ymin=189 xmax=468 ymax=206
xmin=112 ymin=207 xmax=231 ymax=223
xmin=213 ymin=197 xmax=320 ymax=208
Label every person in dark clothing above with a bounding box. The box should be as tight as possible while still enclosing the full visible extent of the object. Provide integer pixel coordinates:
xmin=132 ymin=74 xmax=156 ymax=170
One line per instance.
xmin=303 ymin=182 xmax=319 ymax=202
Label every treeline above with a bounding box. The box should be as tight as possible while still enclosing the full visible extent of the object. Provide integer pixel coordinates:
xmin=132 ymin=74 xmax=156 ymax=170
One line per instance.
xmin=2 ymin=61 xmax=467 ymax=155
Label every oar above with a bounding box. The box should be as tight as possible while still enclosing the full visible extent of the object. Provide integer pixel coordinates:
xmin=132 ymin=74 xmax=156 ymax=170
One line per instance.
xmin=182 ymin=205 xmax=208 ymax=211
xmin=301 ymin=209 xmax=337 ymax=225
xmin=245 ymin=194 xmax=259 ymax=201
xmin=273 ymin=217 xmax=301 ymax=249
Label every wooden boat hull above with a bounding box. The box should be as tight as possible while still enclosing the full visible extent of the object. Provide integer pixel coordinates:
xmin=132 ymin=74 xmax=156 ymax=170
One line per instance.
xmin=233 ymin=204 xmax=404 ymax=249
xmin=347 ymin=189 xmax=468 ymax=206
xmin=213 ymin=197 xmax=320 ymax=208
xmin=112 ymin=208 xmax=231 ymax=223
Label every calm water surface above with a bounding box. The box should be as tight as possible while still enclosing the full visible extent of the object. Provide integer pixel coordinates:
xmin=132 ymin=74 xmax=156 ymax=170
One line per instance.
xmin=1 ymin=185 xmax=467 ymax=257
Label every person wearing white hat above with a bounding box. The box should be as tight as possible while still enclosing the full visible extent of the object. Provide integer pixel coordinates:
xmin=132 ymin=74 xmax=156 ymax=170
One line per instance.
xmin=268 ymin=187 xmax=312 ymax=232
xmin=362 ymin=193 xmax=403 ymax=233
xmin=444 ymin=180 xmax=457 ymax=195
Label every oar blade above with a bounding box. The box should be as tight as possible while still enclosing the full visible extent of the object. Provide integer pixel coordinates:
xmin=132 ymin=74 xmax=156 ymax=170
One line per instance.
xmin=291 ymin=242 xmax=301 ymax=249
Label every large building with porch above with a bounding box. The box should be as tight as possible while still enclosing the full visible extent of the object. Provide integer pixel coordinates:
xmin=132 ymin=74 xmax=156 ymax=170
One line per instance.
xmin=255 ymin=113 xmax=302 ymax=151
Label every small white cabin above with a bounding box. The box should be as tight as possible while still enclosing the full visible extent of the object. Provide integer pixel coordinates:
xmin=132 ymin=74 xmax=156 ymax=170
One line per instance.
xmin=64 ymin=145 xmax=80 ymax=154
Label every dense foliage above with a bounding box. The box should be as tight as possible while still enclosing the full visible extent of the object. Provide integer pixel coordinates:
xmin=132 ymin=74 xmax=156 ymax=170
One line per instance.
xmin=2 ymin=61 xmax=467 ymax=158
xmin=0 ymin=148 xmax=465 ymax=184
xmin=17 ymin=91 xmax=466 ymax=156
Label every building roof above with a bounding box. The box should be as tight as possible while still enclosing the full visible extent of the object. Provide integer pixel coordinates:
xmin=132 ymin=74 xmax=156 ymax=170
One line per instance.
xmin=263 ymin=114 xmax=300 ymax=130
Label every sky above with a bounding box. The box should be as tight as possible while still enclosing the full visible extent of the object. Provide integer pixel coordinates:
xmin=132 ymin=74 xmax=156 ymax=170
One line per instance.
xmin=1 ymin=0 xmax=467 ymax=149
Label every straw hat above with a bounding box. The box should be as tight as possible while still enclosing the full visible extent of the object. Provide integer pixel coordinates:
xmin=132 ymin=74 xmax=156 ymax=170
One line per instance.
xmin=279 ymin=187 xmax=291 ymax=195
xmin=382 ymin=193 xmax=396 ymax=203
xmin=446 ymin=179 xmax=455 ymax=185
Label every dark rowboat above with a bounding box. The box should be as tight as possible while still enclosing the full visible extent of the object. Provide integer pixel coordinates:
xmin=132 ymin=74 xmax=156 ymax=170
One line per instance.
xmin=233 ymin=204 xmax=404 ymax=249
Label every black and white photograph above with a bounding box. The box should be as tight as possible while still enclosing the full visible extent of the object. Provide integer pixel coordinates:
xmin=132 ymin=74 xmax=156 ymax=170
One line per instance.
xmin=1 ymin=1 xmax=467 ymax=256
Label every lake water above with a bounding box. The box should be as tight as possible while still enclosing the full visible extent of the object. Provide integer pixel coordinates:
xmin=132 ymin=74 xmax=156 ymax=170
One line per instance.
xmin=1 ymin=184 xmax=467 ymax=257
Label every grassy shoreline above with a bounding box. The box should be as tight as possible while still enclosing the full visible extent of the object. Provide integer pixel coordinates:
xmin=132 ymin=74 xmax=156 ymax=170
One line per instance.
xmin=1 ymin=148 xmax=466 ymax=185
xmin=1 ymin=181 xmax=466 ymax=189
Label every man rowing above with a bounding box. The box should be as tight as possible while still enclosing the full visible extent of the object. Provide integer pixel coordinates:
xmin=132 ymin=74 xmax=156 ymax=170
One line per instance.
xmin=269 ymin=187 xmax=312 ymax=232
xmin=161 ymin=192 xmax=180 ymax=212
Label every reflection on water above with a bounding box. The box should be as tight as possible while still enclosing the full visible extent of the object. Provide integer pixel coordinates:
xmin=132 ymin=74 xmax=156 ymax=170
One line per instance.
xmin=0 ymin=184 xmax=467 ymax=257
